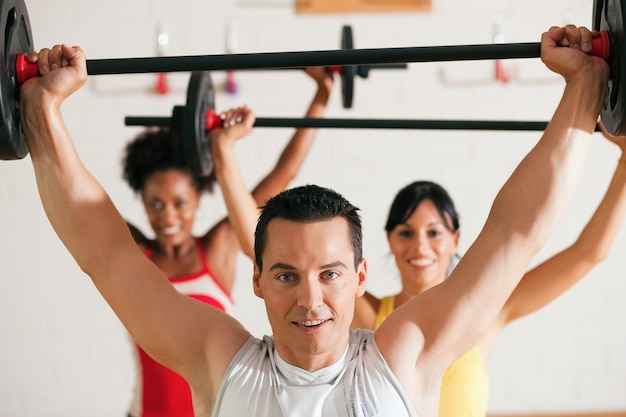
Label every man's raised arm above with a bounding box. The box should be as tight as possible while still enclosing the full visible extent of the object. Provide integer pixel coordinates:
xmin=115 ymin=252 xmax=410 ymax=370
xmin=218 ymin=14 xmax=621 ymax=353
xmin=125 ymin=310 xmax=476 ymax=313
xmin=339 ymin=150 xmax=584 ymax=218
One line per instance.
xmin=376 ymin=26 xmax=610 ymax=401
xmin=19 ymin=44 xmax=249 ymax=393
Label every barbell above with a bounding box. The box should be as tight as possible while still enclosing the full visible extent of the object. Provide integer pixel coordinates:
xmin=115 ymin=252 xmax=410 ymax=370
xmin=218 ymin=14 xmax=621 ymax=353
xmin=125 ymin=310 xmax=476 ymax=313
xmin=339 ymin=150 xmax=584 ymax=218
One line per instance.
xmin=126 ymin=71 xmax=604 ymax=176
xmin=0 ymin=0 xmax=622 ymax=164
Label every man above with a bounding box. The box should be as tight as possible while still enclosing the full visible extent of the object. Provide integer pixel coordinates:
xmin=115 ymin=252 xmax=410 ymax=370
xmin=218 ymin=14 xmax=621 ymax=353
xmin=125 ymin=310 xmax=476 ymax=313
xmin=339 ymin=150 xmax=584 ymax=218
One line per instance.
xmin=19 ymin=25 xmax=608 ymax=417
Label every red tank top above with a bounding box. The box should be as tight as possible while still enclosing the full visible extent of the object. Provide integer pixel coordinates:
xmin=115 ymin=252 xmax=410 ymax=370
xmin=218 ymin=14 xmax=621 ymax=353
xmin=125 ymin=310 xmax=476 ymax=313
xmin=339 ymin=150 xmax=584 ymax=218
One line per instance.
xmin=128 ymin=238 xmax=233 ymax=417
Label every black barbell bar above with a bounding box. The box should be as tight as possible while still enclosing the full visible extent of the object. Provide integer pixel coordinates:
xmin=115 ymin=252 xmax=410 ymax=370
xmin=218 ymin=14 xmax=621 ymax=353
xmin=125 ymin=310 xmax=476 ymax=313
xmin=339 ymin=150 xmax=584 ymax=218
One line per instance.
xmin=14 ymin=41 xmax=573 ymax=78
xmin=126 ymin=114 xmax=572 ymax=132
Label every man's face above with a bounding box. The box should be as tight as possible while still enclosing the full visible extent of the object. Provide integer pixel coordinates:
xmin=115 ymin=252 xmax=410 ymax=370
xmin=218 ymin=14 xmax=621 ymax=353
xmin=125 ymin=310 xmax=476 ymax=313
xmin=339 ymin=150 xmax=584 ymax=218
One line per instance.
xmin=253 ymin=217 xmax=367 ymax=371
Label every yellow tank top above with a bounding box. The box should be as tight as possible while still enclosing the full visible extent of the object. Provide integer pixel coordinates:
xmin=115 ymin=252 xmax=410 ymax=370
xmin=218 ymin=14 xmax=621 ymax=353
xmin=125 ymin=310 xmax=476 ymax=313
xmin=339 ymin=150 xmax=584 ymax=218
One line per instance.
xmin=375 ymin=296 xmax=490 ymax=417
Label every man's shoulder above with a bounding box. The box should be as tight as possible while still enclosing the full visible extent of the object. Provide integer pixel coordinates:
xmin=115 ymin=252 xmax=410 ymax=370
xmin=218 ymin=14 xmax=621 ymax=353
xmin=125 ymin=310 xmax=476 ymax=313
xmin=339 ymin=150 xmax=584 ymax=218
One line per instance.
xmin=349 ymin=327 xmax=375 ymax=340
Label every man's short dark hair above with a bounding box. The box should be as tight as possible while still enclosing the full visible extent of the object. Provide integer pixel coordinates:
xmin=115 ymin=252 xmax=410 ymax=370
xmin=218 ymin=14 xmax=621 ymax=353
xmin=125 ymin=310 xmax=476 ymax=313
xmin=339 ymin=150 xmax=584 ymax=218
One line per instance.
xmin=254 ymin=185 xmax=362 ymax=271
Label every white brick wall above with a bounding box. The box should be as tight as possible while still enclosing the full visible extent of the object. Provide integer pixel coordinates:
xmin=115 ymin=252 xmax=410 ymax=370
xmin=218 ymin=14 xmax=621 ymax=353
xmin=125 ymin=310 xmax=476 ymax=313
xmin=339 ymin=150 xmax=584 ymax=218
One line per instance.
xmin=1 ymin=0 xmax=624 ymax=415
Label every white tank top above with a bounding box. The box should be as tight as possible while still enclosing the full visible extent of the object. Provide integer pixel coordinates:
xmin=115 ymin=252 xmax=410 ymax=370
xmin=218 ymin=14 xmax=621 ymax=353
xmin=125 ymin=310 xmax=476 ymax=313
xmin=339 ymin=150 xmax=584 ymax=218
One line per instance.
xmin=211 ymin=329 xmax=418 ymax=417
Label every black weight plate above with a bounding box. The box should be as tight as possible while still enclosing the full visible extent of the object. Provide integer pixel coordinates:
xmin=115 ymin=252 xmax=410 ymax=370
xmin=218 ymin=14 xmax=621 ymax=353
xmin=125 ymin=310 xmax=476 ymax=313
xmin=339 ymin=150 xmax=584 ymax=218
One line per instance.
xmin=593 ymin=0 xmax=604 ymax=31
xmin=594 ymin=0 xmax=626 ymax=135
xmin=183 ymin=71 xmax=215 ymax=176
xmin=0 ymin=0 xmax=33 ymax=160
xmin=341 ymin=25 xmax=355 ymax=109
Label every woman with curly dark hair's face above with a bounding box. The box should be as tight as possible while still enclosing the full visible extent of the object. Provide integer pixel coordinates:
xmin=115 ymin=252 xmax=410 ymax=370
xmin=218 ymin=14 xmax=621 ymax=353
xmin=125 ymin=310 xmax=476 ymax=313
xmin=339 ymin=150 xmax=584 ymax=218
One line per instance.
xmin=142 ymin=168 xmax=200 ymax=250
xmin=120 ymin=68 xmax=335 ymax=417
xmin=123 ymin=128 xmax=212 ymax=257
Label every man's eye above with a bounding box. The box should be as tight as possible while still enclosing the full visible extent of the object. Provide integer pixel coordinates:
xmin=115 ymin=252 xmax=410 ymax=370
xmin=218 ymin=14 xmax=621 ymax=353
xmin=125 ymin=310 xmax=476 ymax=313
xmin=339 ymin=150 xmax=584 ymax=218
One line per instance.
xmin=323 ymin=271 xmax=339 ymax=280
xmin=277 ymin=273 xmax=294 ymax=282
